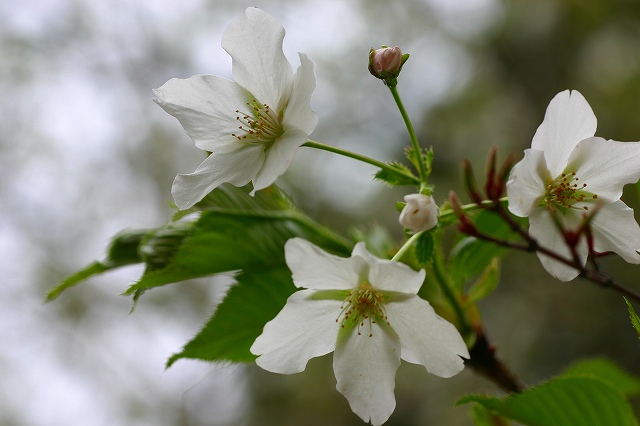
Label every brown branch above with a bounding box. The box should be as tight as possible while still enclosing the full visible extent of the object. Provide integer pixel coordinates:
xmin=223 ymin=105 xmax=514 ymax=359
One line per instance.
xmin=461 ymin=201 xmax=640 ymax=304
xmin=465 ymin=326 xmax=525 ymax=393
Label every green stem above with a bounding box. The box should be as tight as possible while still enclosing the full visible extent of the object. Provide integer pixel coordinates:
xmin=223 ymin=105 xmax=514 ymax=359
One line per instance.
xmin=302 ymin=140 xmax=420 ymax=185
xmin=388 ymin=85 xmax=427 ymax=186
xmin=391 ymin=231 xmax=422 ymax=262
xmin=432 ymin=251 xmax=471 ymax=334
xmin=440 ymin=197 xmax=509 ymax=221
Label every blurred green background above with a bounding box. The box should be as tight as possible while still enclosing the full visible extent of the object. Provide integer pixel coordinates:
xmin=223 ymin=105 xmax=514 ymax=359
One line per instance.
xmin=3 ymin=0 xmax=640 ymax=424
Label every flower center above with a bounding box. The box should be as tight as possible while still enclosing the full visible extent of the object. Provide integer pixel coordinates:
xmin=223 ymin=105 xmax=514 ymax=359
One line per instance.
xmin=336 ymin=282 xmax=389 ymax=337
xmin=542 ymin=171 xmax=598 ymax=214
xmin=231 ymin=99 xmax=284 ymax=147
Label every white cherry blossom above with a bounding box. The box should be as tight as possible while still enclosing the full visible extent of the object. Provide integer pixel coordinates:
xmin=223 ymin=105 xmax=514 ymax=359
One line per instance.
xmin=251 ymin=237 xmax=469 ymax=426
xmin=507 ymin=90 xmax=640 ymax=281
xmin=154 ymin=8 xmax=317 ymax=209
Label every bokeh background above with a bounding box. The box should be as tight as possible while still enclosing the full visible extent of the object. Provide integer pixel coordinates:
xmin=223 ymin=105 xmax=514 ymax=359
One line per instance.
xmin=3 ymin=0 xmax=640 ymax=424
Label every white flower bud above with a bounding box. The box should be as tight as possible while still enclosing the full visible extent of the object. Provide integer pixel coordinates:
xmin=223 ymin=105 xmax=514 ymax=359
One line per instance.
xmin=399 ymin=194 xmax=439 ymax=232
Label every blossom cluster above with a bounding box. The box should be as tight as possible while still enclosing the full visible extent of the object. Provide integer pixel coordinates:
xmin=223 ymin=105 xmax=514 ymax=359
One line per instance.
xmin=153 ymin=6 xmax=640 ymax=425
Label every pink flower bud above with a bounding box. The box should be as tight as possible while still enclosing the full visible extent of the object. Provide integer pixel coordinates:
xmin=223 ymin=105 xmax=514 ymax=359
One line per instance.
xmin=368 ymin=46 xmax=408 ymax=84
xmin=399 ymin=194 xmax=439 ymax=233
xmin=371 ymin=46 xmax=402 ymax=74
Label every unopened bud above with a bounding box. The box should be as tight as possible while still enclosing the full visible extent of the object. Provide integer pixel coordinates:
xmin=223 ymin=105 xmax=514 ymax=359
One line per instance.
xmin=369 ymin=46 xmax=409 ymax=86
xmin=449 ymin=191 xmax=478 ymax=236
xmin=462 ymin=158 xmax=483 ymax=204
xmin=399 ymin=193 xmax=439 ymax=233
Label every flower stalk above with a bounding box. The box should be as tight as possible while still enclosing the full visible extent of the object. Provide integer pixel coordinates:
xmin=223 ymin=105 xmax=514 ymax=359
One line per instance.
xmin=302 ymin=139 xmax=420 ymax=185
xmin=387 ymin=85 xmax=429 ymax=188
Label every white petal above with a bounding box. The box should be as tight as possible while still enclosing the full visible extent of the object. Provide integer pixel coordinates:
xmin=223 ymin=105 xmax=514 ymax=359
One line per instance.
xmin=282 ymin=53 xmax=318 ymax=135
xmin=568 ymin=137 xmax=640 ymax=202
xmin=250 ymin=129 xmax=308 ymax=195
xmin=333 ymin=324 xmax=400 ymax=426
xmin=352 ymin=243 xmax=425 ymax=294
xmin=506 ymin=149 xmax=548 ymax=217
xmin=251 ymin=289 xmax=341 ymax=374
xmin=529 ymin=207 xmax=587 ymax=282
xmin=591 ymin=200 xmax=640 ymax=264
xmin=385 ymin=295 xmax=468 ymax=377
xmin=171 ymin=144 xmax=265 ymax=209
xmin=222 ymin=8 xmax=293 ymax=110
xmin=285 ymin=238 xmax=363 ymax=290
xmin=153 ymin=75 xmax=251 ymax=153
xmin=531 ymin=90 xmax=597 ymax=177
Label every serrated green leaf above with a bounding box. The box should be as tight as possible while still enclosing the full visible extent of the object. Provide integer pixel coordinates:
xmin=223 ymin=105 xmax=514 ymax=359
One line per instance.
xmin=624 ymin=297 xmax=640 ymax=343
xmin=50 ymin=184 xmax=351 ymax=301
xmin=46 ymin=229 xmax=147 ymax=301
xmin=458 ymin=376 xmax=639 ymax=426
xmin=415 ymin=231 xmax=436 ymax=265
xmin=124 ymin=209 xmax=350 ymax=295
xmin=374 ymin=162 xmax=417 ymax=187
xmin=167 ymin=266 xmax=296 ymax=365
xmin=561 ymin=357 xmax=640 ymax=397
xmin=466 ymin=258 xmax=501 ymax=303
xmin=450 ymin=210 xmax=514 ymax=290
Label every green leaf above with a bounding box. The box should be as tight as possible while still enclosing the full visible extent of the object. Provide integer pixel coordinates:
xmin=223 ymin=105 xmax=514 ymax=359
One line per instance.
xmin=167 ymin=266 xmax=297 ymax=365
xmin=46 ymin=262 xmax=110 ymax=302
xmin=46 ymin=229 xmax=147 ymax=301
xmin=194 ymin=183 xmax=293 ymax=212
xmin=458 ymin=376 xmax=639 ymax=426
xmin=561 ymin=357 xmax=640 ymax=397
xmin=415 ymin=230 xmax=436 ymax=265
xmin=373 ymin=161 xmax=418 ymax=187
xmin=50 ymin=184 xmax=351 ymax=300
xmin=466 ymin=258 xmax=500 ymax=304
xmin=449 ymin=210 xmax=514 ymax=290
xmin=624 ymin=297 xmax=640 ymax=343
xmin=124 ymin=208 xmax=349 ymax=296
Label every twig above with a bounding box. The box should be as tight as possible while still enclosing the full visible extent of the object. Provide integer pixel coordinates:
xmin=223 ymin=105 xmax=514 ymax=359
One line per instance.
xmin=464 ymin=200 xmax=640 ymax=304
xmin=465 ymin=326 xmax=525 ymax=393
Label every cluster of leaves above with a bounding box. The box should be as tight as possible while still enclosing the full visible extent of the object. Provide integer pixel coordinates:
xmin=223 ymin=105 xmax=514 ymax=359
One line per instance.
xmin=48 ymin=184 xmax=352 ymax=365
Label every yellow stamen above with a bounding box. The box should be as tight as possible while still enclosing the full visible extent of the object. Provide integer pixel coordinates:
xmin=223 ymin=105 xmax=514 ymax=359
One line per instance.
xmin=336 ymin=282 xmax=389 ymax=337
xmin=230 ymin=99 xmax=283 ymax=146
